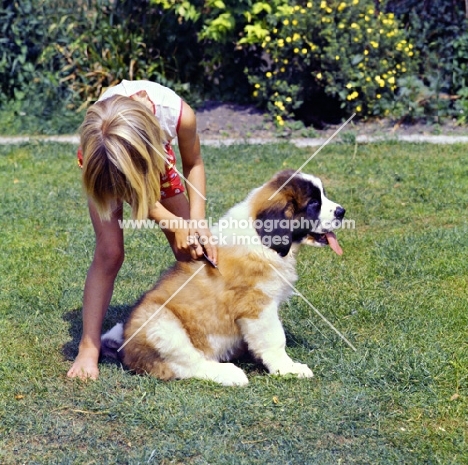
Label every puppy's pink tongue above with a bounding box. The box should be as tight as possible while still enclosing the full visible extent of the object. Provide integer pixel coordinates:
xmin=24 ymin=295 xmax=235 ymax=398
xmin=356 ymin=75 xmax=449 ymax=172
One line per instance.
xmin=325 ymin=232 xmax=343 ymax=255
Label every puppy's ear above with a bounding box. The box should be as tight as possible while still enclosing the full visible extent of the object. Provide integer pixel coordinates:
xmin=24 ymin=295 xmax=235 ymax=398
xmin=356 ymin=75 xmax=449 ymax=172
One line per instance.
xmin=255 ymin=205 xmax=292 ymax=257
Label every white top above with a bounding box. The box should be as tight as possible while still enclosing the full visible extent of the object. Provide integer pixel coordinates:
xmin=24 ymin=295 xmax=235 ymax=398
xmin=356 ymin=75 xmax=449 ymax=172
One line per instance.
xmin=98 ymin=80 xmax=183 ymax=142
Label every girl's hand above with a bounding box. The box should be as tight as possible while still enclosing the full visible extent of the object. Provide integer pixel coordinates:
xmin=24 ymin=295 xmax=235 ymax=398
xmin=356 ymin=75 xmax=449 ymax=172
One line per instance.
xmin=170 ymin=219 xmax=201 ymax=261
xmin=170 ymin=220 xmax=217 ymax=263
xmin=188 ymin=225 xmax=217 ymax=265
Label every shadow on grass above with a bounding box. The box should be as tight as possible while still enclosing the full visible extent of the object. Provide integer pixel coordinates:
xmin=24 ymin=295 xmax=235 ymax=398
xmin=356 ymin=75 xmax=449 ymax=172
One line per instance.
xmin=284 ymin=327 xmax=321 ymax=351
xmin=61 ymin=304 xmax=132 ymax=367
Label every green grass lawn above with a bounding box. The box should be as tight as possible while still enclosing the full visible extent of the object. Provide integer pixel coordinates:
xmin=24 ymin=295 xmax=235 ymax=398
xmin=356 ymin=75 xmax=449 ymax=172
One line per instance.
xmin=0 ymin=140 xmax=467 ymax=464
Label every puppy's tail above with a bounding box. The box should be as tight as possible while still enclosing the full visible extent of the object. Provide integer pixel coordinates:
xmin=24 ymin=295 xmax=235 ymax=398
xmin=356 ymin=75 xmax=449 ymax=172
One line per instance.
xmin=101 ymin=323 xmax=125 ymax=360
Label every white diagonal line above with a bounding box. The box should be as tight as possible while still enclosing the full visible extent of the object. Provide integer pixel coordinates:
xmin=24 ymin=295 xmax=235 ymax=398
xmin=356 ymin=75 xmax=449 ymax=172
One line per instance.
xmin=118 ymin=111 xmax=207 ymax=201
xmin=117 ymin=263 xmax=206 ymax=352
xmin=269 ymin=264 xmax=357 ymax=351
xmin=268 ymin=113 xmax=356 ymax=200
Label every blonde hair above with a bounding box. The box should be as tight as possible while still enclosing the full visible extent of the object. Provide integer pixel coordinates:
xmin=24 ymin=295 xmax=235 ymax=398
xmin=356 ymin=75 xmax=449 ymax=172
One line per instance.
xmin=80 ymin=95 xmax=167 ymax=221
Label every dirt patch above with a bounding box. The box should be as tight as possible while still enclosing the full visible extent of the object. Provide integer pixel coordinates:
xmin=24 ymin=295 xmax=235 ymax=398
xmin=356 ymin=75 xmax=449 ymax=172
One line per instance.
xmin=195 ymin=101 xmax=468 ymax=142
xmin=195 ymin=101 xmax=275 ymax=140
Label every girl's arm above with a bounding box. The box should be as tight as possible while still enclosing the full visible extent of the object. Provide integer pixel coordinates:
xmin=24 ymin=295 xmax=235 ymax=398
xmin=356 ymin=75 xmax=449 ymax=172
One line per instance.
xmin=176 ymin=101 xmax=217 ymax=264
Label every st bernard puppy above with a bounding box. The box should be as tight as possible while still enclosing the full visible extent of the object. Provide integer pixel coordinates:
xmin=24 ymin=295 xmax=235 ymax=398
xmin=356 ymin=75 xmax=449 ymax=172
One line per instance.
xmin=102 ymin=170 xmax=345 ymax=386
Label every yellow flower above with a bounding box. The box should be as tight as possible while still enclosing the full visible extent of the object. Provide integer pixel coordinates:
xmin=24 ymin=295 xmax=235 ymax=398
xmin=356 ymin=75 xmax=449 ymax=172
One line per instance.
xmin=286 ymin=97 xmax=292 ymax=102
xmin=266 ymin=72 xmax=272 ymax=78
xmin=283 ymin=59 xmax=289 ymax=64
xmin=284 ymin=19 xmax=289 ymax=25
xmin=293 ymin=33 xmax=301 ymax=41
xmin=307 ymin=2 xmax=313 ymax=7
xmin=320 ymin=1 xmax=327 ymax=8
xmin=351 ymin=23 xmax=359 ymax=29
xmin=294 ymin=48 xmax=299 ymax=53
xmin=292 ymin=20 xmax=298 ymax=26
xmin=388 ymin=76 xmax=395 ymax=84
xmin=364 ymin=49 xmax=369 ymax=55
xmin=346 ymin=83 xmax=353 ymax=89
xmin=335 ymin=55 xmax=340 ymax=60
xmin=376 ymin=94 xmax=381 ymax=99
xmin=317 ymin=72 xmax=323 ymax=79
xmin=302 ymin=48 xmax=308 ymax=54
xmin=280 ymin=67 xmax=285 ymax=72
xmin=352 ymin=0 xmax=358 ymax=4
xmin=286 ymin=37 xmax=292 ymax=43
xmin=370 ymin=41 xmax=378 ymax=48
xmin=253 ymin=91 xmax=258 ymax=97
xmin=356 ymin=105 xmax=362 ymax=112
xmin=255 ymin=83 xmax=261 ymax=88
xmin=338 ymin=2 xmax=347 ymax=11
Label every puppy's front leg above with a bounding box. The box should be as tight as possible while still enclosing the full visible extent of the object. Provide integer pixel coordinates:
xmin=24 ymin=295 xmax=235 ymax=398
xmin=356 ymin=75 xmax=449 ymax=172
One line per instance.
xmin=237 ymin=303 xmax=313 ymax=378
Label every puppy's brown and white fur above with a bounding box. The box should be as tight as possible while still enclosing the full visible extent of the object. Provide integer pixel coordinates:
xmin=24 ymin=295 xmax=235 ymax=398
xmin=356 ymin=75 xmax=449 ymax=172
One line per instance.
xmin=102 ymin=170 xmax=345 ymax=386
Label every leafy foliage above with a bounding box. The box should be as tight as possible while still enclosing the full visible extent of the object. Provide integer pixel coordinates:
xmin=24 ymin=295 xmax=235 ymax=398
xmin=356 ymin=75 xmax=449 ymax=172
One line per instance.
xmin=386 ymin=0 xmax=468 ymax=122
xmin=0 ymin=0 xmax=467 ymax=133
xmin=246 ymin=0 xmax=417 ymax=126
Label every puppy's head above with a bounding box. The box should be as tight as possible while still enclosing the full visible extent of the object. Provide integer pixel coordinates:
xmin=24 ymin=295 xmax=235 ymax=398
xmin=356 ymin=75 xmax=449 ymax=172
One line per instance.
xmin=251 ymin=170 xmax=345 ymax=256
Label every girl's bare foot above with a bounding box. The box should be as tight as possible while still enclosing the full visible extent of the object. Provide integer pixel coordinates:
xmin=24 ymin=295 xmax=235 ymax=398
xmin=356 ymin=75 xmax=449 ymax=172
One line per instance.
xmin=67 ymin=347 xmax=100 ymax=380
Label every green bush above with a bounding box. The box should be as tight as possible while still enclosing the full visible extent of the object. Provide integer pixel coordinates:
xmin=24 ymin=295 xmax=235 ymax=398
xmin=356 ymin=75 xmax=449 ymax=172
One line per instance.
xmin=1 ymin=0 xmax=467 ymax=134
xmin=39 ymin=0 xmax=196 ymax=110
xmin=387 ymin=0 xmax=468 ymax=122
xmin=0 ymin=0 xmax=88 ymax=133
xmin=246 ymin=0 xmax=417 ymax=126
xmin=0 ymin=0 xmax=44 ymax=102
xmin=0 ymin=0 xmax=202 ymax=133
xmin=149 ymin=0 xmax=290 ymax=102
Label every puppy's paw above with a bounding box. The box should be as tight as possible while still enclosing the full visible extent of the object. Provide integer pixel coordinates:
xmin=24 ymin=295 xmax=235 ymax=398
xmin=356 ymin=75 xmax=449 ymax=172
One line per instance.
xmin=273 ymin=361 xmax=314 ymax=378
xmin=290 ymin=362 xmax=314 ymax=378
xmin=208 ymin=363 xmax=249 ymax=386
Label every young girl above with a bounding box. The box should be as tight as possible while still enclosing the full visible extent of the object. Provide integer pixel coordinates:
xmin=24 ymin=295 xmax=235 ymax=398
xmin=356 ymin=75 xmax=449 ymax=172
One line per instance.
xmin=67 ymin=80 xmax=216 ymax=380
